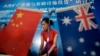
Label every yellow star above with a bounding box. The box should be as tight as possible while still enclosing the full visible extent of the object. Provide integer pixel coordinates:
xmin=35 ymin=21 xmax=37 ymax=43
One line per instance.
xmin=16 ymin=24 xmax=19 ymax=27
xmin=16 ymin=12 xmax=24 ymax=19
xmin=20 ymin=22 xmax=23 ymax=25
xmin=12 ymin=23 xmax=15 ymax=26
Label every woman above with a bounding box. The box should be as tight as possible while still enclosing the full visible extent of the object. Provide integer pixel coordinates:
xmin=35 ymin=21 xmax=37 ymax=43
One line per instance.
xmin=38 ymin=17 xmax=58 ymax=56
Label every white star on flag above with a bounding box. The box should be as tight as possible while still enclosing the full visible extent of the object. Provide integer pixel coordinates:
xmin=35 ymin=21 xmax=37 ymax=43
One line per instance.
xmin=95 ymin=41 xmax=100 ymax=47
xmin=66 ymin=46 xmax=73 ymax=52
xmin=61 ymin=17 xmax=72 ymax=26
xmin=79 ymin=37 xmax=85 ymax=43
xmin=90 ymin=51 xmax=96 ymax=56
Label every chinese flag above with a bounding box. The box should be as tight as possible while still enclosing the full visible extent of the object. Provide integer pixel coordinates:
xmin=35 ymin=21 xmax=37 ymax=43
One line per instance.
xmin=0 ymin=8 xmax=43 ymax=56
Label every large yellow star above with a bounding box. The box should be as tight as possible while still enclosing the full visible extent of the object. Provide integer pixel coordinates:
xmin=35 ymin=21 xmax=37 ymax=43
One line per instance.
xmin=16 ymin=12 xmax=24 ymax=19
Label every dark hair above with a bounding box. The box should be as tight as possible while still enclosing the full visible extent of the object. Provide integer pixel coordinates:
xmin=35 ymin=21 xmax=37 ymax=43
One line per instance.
xmin=41 ymin=17 xmax=54 ymax=26
xmin=2 ymin=23 xmax=7 ymax=26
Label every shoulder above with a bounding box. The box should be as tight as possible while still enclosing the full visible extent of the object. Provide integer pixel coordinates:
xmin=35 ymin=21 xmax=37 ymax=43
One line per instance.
xmin=51 ymin=28 xmax=58 ymax=34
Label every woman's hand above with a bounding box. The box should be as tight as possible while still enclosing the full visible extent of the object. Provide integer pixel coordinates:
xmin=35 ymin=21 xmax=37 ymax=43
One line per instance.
xmin=42 ymin=53 xmax=49 ymax=56
xmin=38 ymin=51 xmax=42 ymax=56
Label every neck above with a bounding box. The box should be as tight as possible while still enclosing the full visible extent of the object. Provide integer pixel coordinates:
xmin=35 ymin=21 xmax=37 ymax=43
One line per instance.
xmin=44 ymin=28 xmax=51 ymax=32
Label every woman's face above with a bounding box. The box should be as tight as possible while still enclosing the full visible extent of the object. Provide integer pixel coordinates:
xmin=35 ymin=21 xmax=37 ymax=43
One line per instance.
xmin=42 ymin=21 xmax=49 ymax=31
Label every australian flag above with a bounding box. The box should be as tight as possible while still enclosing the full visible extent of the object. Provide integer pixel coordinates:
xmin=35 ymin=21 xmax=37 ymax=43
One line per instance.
xmin=56 ymin=3 xmax=100 ymax=56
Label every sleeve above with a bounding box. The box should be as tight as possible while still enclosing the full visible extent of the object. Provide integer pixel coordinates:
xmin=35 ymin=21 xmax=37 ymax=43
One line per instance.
xmin=53 ymin=30 xmax=58 ymax=35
